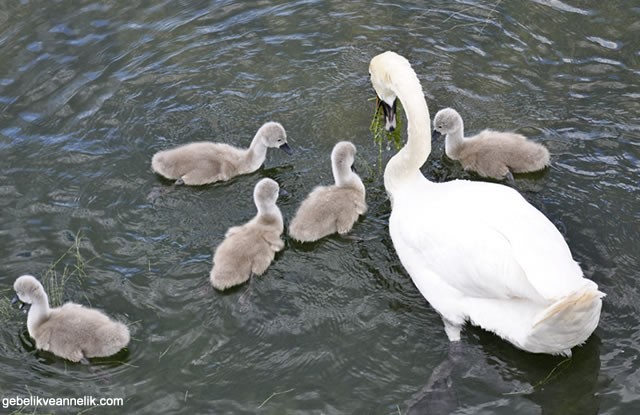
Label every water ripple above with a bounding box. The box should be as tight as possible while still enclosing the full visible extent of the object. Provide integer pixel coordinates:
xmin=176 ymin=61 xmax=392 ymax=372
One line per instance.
xmin=530 ymin=0 xmax=593 ymax=15
xmin=0 ymin=1 xmax=638 ymax=414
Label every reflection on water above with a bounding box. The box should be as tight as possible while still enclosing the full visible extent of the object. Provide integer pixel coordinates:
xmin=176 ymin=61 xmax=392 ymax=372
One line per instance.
xmin=406 ymin=343 xmax=460 ymax=415
xmin=0 ymin=0 xmax=638 ymax=414
xmin=406 ymin=335 xmax=602 ymax=415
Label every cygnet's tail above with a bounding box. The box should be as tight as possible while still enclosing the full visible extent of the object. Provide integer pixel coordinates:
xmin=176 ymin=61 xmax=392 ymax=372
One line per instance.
xmin=210 ymin=267 xmax=249 ymax=291
xmin=95 ymin=321 xmax=130 ymax=357
xmin=524 ymin=285 xmax=605 ymax=356
xmin=510 ymin=140 xmax=550 ymax=173
xmin=113 ymin=322 xmax=131 ymax=348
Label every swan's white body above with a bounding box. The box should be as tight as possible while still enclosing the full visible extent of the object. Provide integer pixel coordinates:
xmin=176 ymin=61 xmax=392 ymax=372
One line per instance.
xmin=369 ymin=51 xmax=603 ymax=355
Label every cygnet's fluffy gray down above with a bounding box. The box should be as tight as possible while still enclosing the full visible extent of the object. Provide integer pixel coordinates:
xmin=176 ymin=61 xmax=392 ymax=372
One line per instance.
xmin=151 ymin=121 xmax=292 ymax=185
xmin=433 ymin=108 xmax=550 ymax=180
xmin=12 ymin=275 xmax=130 ymax=363
xmin=289 ymin=141 xmax=367 ymax=242
xmin=210 ymin=178 xmax=285 ymax=290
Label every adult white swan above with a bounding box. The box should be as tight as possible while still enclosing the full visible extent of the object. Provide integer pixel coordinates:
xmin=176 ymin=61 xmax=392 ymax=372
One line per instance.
xmin=369 ymin=51 xmax=604 ymax=356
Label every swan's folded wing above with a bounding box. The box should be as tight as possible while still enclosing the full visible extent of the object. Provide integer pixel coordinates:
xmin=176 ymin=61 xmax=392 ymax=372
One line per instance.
xmin=391 ymin=180 xmax=586 ymax=302
xmin=391 ymin=207 xmax=544 ymax=302
xmin=471 ymin=183 xmax=588 ymax=299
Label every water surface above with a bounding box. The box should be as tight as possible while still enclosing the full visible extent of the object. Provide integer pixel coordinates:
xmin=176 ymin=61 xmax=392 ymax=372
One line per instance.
xmin=0 ymin=1 xmax=639 ymax=414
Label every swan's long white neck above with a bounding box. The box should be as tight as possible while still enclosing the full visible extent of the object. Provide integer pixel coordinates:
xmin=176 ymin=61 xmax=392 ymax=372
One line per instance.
xmin=27 ymin=288 xmax=51 ymax=336
xmin=382 ymin=63 xmax=432 ymax=197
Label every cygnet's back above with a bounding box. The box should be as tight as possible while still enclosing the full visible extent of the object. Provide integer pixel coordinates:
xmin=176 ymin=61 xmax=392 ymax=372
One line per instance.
xmin=289 ymin=141 xmax=367 ymax=242
xmin=38 ymin=303 xmax=130 ymax=361
xmin=13 ymin=275 xmax=130 ymax=363
xmin=210 ymin=178 xmax=285 ymax=290
xmin=151 ymin=121 xmax=292 ymax=185
xmin=433 ymin=108 xmax=550 ymax=180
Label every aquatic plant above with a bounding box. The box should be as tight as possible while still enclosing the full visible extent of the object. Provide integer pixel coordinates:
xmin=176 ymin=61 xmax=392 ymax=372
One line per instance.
xmin=1 ymin=232 xmax=93 ymax=323
xmin=41 ymin=233 xmax=91 ymax=307
xmin=369 ymin=97 xmax=404 ymax=167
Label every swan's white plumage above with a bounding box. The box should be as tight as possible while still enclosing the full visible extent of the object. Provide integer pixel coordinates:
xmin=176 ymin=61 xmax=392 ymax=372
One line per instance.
xmin=369 ymin=51 xmax=603 ymax=355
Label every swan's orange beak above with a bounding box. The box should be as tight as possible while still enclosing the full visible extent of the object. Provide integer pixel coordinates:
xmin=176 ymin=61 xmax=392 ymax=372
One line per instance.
xmin=377 ymin=96 xmax=397 ymax=132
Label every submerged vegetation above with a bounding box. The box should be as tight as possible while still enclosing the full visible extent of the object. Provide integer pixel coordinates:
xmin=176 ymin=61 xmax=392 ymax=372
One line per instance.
xmin=41 ymin=233 xmax=92 ymax=307
xmin=0 ymin=289 xmax=15 ymax=321
xmin=369 ymin=97 xmax=404 ymax=167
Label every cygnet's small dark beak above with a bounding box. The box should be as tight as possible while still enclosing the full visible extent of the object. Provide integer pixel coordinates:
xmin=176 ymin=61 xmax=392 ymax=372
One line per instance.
xmin=279 ymin=143 xmax=293 ymax=155
xmin=278 ymin=187 xmax=289 ymax=197
xmin=351 ymin=164 xmax=357 ymax=173
xmin=12 ymin=295 xmax=28 ymax=311
xmin=432 ymin=129 xmax=442 ymax=139
xmin=378 ymin=97 xmax=397 ymax=132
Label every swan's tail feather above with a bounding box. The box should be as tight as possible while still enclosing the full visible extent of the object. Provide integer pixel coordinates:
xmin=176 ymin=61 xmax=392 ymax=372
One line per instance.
xmin=524 ymin=286 xmax=604 ymax=356
xmin=534 ymin=287 xmax=605 ymax=328
xmin=464 ymin=285 xmax=603 ymax=356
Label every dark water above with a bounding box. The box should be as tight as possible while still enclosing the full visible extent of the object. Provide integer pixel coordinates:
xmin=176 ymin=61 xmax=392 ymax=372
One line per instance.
xmin=0 ymin=0 xmax=638 ymax=414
